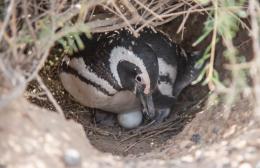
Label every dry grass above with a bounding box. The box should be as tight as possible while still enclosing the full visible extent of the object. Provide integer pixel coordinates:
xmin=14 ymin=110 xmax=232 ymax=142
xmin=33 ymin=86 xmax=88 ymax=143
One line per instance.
xmin=0 ymin=0 xmax=202 ymax=112
xmin=0 ymin=0 xmax=259 ymax=117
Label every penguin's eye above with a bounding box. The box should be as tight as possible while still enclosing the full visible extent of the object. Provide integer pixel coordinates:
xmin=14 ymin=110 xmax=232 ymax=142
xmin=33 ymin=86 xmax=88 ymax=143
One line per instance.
xmin=135 ymin=75 xmax=143 ymax=83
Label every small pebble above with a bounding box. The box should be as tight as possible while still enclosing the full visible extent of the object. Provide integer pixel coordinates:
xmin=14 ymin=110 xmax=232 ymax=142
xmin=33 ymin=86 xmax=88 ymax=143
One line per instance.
xmin=195 ymin=150 xmax=203 ymax=160
xmin=74 ymin=4 xmax=81 ymax=9
xmin=219 ymin=157 xmax=230 ymax=168
xmin=239 ymin=162 xmax=252 ymax=168
xmin=64 ymin=148 xmax=81 ymax=167
xmin=234 ymin=140 xmax=247 ymax=149
xmin=191 ymin=133 xmax=201 ymax=144
xmin=212 ymin=127 xmax=219 ymax=134
xmin=181 ymin=155 xmax=194 ymax=163
xmin=88 ymin=131 xmax=93 ymax=136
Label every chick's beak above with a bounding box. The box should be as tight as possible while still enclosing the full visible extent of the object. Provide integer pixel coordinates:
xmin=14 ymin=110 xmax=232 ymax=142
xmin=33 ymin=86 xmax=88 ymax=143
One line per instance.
xmin=137 ymin=84 xmax=155 ymax=120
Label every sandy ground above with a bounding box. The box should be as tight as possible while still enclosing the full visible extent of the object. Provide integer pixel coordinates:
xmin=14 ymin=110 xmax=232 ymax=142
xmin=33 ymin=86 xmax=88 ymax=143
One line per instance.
xmin=0 ymin=95 xmax=258 ymax=168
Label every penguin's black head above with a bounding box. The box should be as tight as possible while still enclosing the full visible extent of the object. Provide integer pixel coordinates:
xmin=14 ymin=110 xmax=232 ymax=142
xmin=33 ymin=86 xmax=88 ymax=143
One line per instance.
xmin=109 ymin=33 xmax=159 ymax=119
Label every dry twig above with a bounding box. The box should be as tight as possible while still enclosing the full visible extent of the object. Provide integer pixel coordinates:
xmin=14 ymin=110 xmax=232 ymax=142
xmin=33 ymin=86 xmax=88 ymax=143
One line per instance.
xmin=36 ymin=75 xmax=65 ymax=118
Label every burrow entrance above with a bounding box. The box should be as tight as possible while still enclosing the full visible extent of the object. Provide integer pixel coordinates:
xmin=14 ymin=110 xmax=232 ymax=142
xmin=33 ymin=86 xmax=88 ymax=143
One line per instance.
xmin=25 ymin=13 xmax=254 ymax=157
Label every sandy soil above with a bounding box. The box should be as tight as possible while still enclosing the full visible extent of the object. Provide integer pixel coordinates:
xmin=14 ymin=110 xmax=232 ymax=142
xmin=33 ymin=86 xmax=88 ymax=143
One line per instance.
xmin=4 ymin=12 xmax=256 ymax=168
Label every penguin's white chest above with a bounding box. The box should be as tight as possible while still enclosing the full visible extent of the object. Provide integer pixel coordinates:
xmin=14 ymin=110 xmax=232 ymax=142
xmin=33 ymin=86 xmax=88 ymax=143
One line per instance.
xmin=60 ymin=72 xmax=140 ymax=113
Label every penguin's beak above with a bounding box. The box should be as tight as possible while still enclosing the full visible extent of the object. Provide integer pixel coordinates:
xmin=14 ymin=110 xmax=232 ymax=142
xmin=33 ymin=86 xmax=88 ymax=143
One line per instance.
xmin=137 ymin=84 xmax=155 ymax=120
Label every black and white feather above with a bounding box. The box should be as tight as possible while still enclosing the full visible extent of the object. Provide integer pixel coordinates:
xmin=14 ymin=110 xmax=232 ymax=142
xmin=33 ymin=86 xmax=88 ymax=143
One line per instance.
xmin=59 ymin=27 xmax=203 ymax=128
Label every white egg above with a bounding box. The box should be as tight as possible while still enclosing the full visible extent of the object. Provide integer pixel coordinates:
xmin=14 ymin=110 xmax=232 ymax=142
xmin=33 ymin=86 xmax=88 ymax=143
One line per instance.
xmin=117 ymin=111 xmax=143 ymax=129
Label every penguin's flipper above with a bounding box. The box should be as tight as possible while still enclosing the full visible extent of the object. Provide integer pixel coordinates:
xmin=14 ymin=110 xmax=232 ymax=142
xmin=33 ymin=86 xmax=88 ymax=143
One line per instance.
xmin=172 ymin=50 xmax=205 ymax=97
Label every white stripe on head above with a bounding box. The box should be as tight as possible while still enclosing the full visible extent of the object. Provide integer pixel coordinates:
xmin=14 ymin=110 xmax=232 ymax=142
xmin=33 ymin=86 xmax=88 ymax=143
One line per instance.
xmin=158 ymin=58 xmax=177 ymax=83
xmin=109 ymin=46 xmax=150 ymax=94
xmin=69 ymin=57 xmax=117 ymax=95
xmin=158 ymin=58 xmax=177 ymax=97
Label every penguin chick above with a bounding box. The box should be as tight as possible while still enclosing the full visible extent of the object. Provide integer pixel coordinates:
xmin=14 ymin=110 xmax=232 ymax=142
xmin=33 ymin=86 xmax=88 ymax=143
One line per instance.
xmin=137 ymin=27 xmax=204 ymax=122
